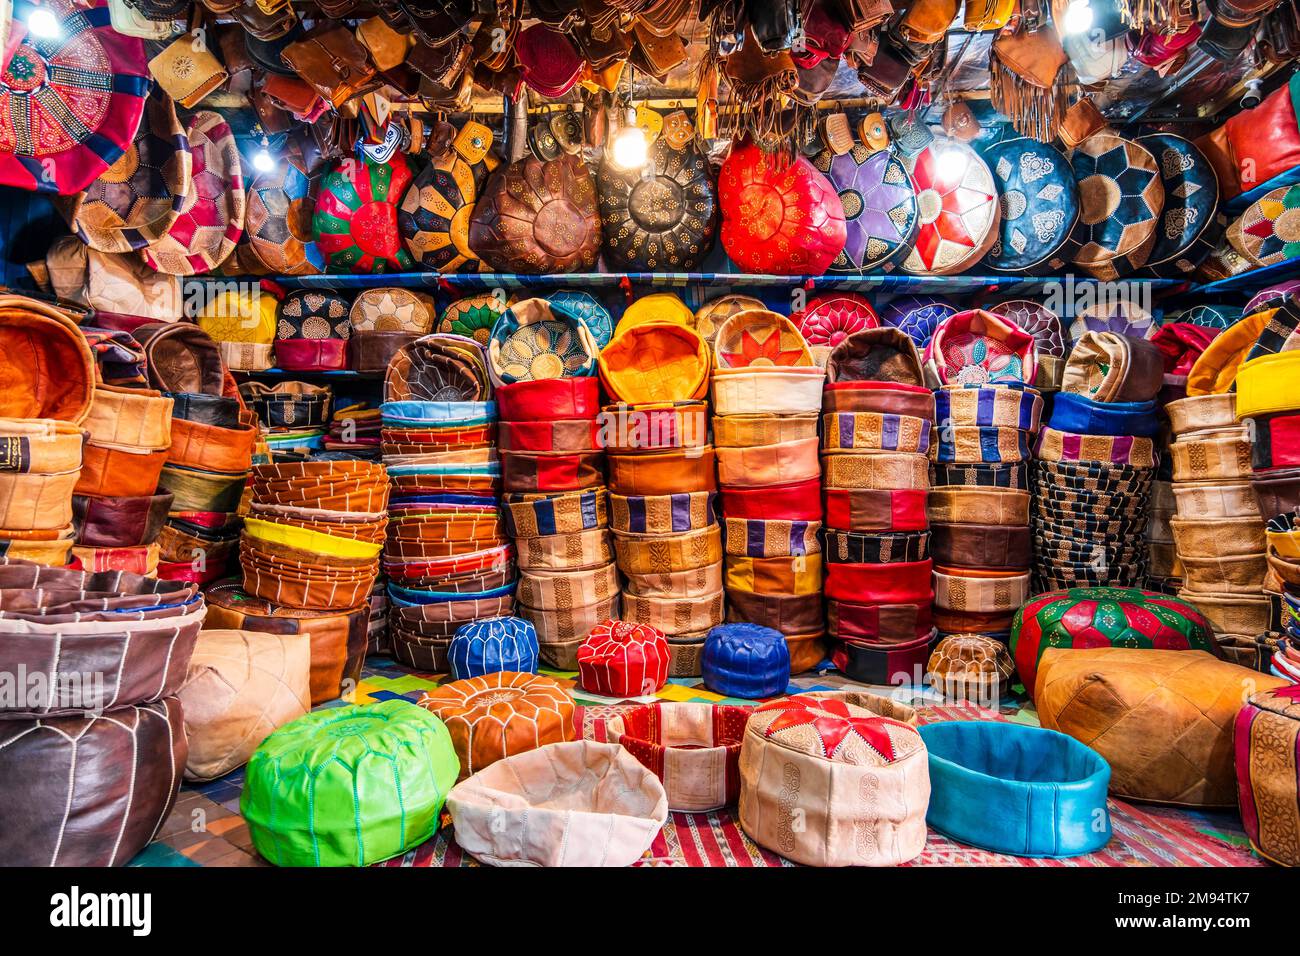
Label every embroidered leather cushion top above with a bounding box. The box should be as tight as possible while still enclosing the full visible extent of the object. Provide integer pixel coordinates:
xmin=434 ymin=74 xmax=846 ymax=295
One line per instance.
xmin=577 ymin=619 xmax=671 ymax=697
xmin=793 ymin=292 xmax=880 ymax=350
xmin=313 ymin=153 xmax=415 ymax=274
xmin=901 ymin=136 xmax=1000 ymax=276
xmin=1037 ymin=648 xmax=1285 ymax=807
xmin=1234 ymin=685 xmax=1300 ymax=867
xmin=738 ymin=696 xmax=930 ymax=866
xmin=584 ymin=701 xmax=750 ymax=811
xmin=488 ymin=297 xmax=599 ymax=384
xmin=176 ymin=628 xmax=311 ymax=782
xmin=981 ymin=136 xmax=1079 ymax=275
xmin=1011 ymin=586 xmax=1217 ymax=698
xmin=438 ymin=293 xmax=508 ymax=346
xmin=925 ymin=308 xmax=1037 ymax=386
xmin=1133 ymin=132 xmax=1222 ymax=278
xmin=879 ymin=295 xmax=958 ymax=347
xmin=1069 ymin=133 xmax=1164 ymax=280
xmin=468 ymin=153 xmax=601 ymax=273
xmin=0 ymin=296 xmax=95 ymax=423
xmin=596 ymin=110 xmax=717 ymax=271
xmin=67 ymin=89 xmax=191 ymax=253
xmin=398 ymin=120 xmax=497 ymax=272
xmin=244 ymin=138 xmax=321 ymax=276
xmin=1066 ymin=298 xmax=1156 ymax=344
xmin=417 ymin=670 xmax=574 ymax=780
xmin=694 ymin=294 xmax=767 ymax=350
xmin=919 ymin=720 xmax=1112 ymax=858
xmin=928 ymin=632 xmax=1016 ymax=702
xmin=1228 ymin=183 xmax=1300 ymax=268
xmin=812 ymin=144 xmax=918 ymax=273
xmin=718 ymin=141 xmax=847 ymax=275
xmin=446 ymin=740 xmax=668 ymax=867
xmin=0 ymin=0 xmax=149 ymax=196
xmin=0 ymin=697 xmax=185 ymax=865
xmin=242 ymin=701 xmax=460 ymax=866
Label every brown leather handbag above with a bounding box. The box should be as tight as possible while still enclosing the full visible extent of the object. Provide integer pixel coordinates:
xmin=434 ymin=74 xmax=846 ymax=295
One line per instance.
xmin=468 ymin=154 xmax=601 ymax=273
xmin=281 ymin=27 xmax=378 ymax=109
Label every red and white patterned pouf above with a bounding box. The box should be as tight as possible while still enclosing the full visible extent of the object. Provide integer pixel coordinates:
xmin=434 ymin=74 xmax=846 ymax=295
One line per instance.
xmin=577 ymin=620 xmax=670 ymax=698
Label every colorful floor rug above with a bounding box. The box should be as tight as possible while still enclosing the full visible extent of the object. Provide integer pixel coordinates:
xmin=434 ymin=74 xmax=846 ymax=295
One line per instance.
xmin=134 ymin=656 xmax=1268 ymax=868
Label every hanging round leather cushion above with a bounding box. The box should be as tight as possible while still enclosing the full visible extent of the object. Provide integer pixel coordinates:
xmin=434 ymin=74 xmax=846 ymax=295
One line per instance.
xmin=1132 ymin=133 xmax=1221 ymax=278
xmin=313 ymin=153 xmax=415 ymax=274
xmin=398 ymin=121 xmax=496 ymax=273
xmin=1227 ymin=184 xmax=1300 ymax=268
xmin=468 ymin=153 xmax=600 ymax=273
xmin=980 ymin=136 xmax=1080 ymax=275
xmin=901 ymin=137 xmax=1000 ymax=276
xmin=813 ymin=145 xmax=918 ymax=273
xmin=595 ymin=112 xmax=718 ymax=271
xmin=718 ymin=141 xmax=846 ymax=274
xmin=0 ymin=0 xmax=149 ymax=196
xmin=1069 ymin=133 xmax=1164 ymax=281
xmin=245 ymin=139 xmax=320 ymax=276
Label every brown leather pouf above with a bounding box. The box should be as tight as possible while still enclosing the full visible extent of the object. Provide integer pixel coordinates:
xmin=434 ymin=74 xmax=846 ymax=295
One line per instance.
xmin=0 ymin=697 xmax=186 ymax=866
xmin=1036 ymin=648 xmax=1286 ymax=807
xmin=177 ymin=629 xmax=312 ymax=781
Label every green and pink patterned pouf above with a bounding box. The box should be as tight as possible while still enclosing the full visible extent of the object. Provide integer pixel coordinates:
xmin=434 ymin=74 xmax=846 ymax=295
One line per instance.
xmin=240 ymin=700 xmax=460 ymax=866
xmin=1011 ymin=587 xmax=1216 ymax=697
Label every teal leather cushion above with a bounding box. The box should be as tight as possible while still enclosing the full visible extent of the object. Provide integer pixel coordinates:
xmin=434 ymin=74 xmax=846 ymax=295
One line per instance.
xmin=919 ymin=720 xmax=1111 ymax=858
xmin=241 ymin=700 xmax=460 ymax=866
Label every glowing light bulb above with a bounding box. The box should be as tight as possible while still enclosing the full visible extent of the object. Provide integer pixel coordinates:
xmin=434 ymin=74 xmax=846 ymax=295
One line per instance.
xmin=27 ymin=8 xmax=61 ymax=38
xmin=611 ymin=126 xmax=648 ymax=171
xmin=252 ymin=148 xmax=275 ymax=173
xmin=1062 ymin=0 xmax=1094 ymax=35
xmin=937 ymin=148 xmax=966 ymax=181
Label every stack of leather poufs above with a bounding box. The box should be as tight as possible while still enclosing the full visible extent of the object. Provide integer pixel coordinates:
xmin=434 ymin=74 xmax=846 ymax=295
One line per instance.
xmin=241 ymin=700 xmax=460 ymax=866
xmin=1165 ymin=390 xmax=1268 ymax=658
xmin=136 ymin=323 xmax=257 ymax=585
xmin=822 ymin=326 xmax=935 ymax=684
xmin=599 ymin=309 xmax=720 ymax=676
xmin=1032 ymin=331 xmax=1163 ymax=591
xmin=379 ymin=333 xmax=513 ymax=672
xmin=275 ymin=290 xmax=351 ymax=372
xmin=239 ymin=381 xmax=333 ymax=457
xmin=493 ymin=299 xmax=611 ymax=669
xmin=0 ymin=564 xmax=201 ymax=865
xmin=924 ymin=310 xmax=1040 ymax=646
xmin=712 ymin=309 xmax=825 ymax=674
xmin=0 ymin=297 xmax=95 ymax=567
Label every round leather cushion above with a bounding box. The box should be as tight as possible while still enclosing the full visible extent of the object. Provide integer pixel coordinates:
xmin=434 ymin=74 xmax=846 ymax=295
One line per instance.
xmin=417 ymin=670 xmax=575 ymax=780
xmin=313 ymin=153 xmax=415 ymax=274
xmin=0 ymin=697 xmax=185 ymax=865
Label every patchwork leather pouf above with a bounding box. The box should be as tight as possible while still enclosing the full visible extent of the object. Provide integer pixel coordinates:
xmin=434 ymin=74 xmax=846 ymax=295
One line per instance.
xmin=702 ymin=622 xmax=791 ymax=698
xmin=241 ymin=700 xmax=460 ymax=866
xmin=177 ymin=629 xmax=311 ymax=782
xmin=448 ymin=615 xmax=540 ymax=679
xmin=418 ymin=671 xmax=575 ymax=780
xmin=0 ymin=697 xmax=186 ymax=866
xmin=577 ymin=619 xmax=670 ymax=697
xmin=738 ymin=696 xmax=930 ymax=866
xmin=1036 ymin=648 xmax=1285 ymax=807
xmin=927 ymin=633 xmax=1016 ymax=703
xmin=1235 ymin=685 xmax=1300 ymax=866
xmin=584 ymin=701 xmax=750 ymax=811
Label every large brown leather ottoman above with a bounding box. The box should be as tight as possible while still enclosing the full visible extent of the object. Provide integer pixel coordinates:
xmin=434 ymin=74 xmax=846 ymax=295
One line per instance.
xmin=177 ymin=629 xmax=312 ymax=781
xmin=0 ymin=697 xmax=186 ymax=865
xmin=202 ymin=580 xmax=368 ymax=705
xmin=1036 ymin=648 xmax=1286 ymax=807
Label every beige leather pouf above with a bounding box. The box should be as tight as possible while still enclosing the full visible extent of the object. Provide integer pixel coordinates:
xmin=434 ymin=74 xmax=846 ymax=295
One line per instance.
xmin=738 ymin=695 xmax=929 ymax=866
xmin=177 ymin=629 xmax=312 ymax=781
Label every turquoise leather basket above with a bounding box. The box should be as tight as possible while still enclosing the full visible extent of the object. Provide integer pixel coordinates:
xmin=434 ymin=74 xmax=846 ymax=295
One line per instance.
xmin=919 ymin=721 xmax=1112 ymax=858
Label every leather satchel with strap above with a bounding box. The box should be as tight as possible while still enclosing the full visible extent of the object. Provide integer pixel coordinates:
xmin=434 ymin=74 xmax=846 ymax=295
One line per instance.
xmin=282 ymin=27 xmax=378 ymax=109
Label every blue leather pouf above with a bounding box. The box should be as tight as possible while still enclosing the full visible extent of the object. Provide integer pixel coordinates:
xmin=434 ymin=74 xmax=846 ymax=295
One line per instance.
xmin=448 ymin=616 xmax=540 ymax=680
xmin=918 ymin=721 xmax=1112 ymax=858
xmin=702 ymin=624 xmax=790 ymax=699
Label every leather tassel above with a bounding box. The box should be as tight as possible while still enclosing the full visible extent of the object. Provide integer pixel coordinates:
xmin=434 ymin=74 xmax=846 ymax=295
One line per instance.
xmin=989 ymin=53 xmax=1067 ymax=143
xmin=1117 ymin=0 xmax=1198 ymax=32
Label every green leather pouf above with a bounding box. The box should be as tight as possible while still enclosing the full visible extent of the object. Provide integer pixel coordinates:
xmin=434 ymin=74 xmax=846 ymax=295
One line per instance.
xmin=240 ymin=700 xmax=460 ymax=866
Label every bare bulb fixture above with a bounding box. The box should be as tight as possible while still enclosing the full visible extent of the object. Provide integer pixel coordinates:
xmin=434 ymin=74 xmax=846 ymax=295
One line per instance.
xmin=252 ymin=149 xmax=275 ymax=174
xmin=1062 ymin=0 xmax=1094 ymax=35
xmin=26 ymin=8 xmax=61 ymax=38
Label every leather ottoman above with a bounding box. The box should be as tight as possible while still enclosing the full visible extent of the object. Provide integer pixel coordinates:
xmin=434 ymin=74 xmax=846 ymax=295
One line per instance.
xmin=177 ymin=629 xmax=312 ymax=781
xmin=1235 ymin=685 xmax=1300 ymax=866
xmin=928 ymin=633 xmax=1016 ymax=703
xmin=417 ymin=671 xmax=575 ymax=781
xmin=1036 ymin=648 xmax=1286 ymax=807
xmin=241 ymin=700 xmax=460 ymax=866
xmin=577 ymin=619 xmax=670 ymax=697
xmin=448 ymin=615 xmax=540 ymax=679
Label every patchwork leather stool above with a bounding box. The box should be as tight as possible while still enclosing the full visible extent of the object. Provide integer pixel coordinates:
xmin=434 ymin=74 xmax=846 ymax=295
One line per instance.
xmin=417 ymin=671 xmax=575 ymax=781
xmin=241 ymin=700 xmax=460 ymax=866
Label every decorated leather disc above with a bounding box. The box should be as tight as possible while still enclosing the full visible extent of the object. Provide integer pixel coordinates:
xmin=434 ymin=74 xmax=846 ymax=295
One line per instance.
xmin=439 ymin=293 xmax=508 ymax=346
xmin=1067 ymin=298 xmax=1156 ymax=343
xmin=989 ymin=299 xmax=1066 ymax=358
xmin=1134 ymin=133 xmax=1221 ymax=278
xmin=398 ymin=147 xmax=486 ymax=273
xmin=142 ymin=110 xmax=246 ymax=277
xmin=0 ymin=0 xmax=149 ymax=196
xmin=879 ymin=295 xmax=957 ymax=347
xmin=1228 ymin=184 xmax=1300 ymax=268
xmin=548 ymin=290 xmax=615 ymax=350
xmin=693 ymin=294 xmax=766 ymax=350
xmin=1069 ymin=134 xmax=1164 ymax=281
xmin=70 ymin=90 xmax=191 ymax=253
xmin=245 ymin=139 xmax=321 ymax=276
xmin=814 ymin=146 xmax=918 ymax=273
xmin=314 ymin=154 xmax=415 ymax=274
xmin=901 ymin=137 xmax=1000 ymax=276
xmin=981 ymin=137 xmax=1079 ymax=275
xmin=794 ymin=293 xmax=881 ymax=348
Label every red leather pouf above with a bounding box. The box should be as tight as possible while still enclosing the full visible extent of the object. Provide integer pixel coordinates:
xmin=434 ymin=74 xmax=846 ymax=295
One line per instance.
xmin=577 ymin=620 xmax=670 ymax=697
